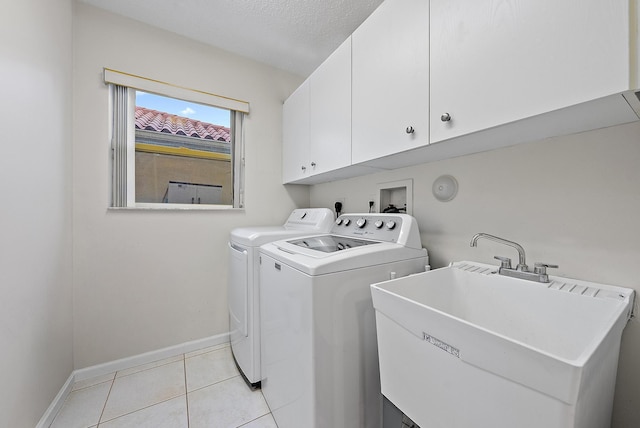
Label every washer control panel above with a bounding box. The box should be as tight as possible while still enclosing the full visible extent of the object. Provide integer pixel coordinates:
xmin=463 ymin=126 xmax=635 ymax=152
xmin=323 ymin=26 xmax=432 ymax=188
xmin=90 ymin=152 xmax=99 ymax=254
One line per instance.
xmin=332 ymin=214 xmax=406 ymax=243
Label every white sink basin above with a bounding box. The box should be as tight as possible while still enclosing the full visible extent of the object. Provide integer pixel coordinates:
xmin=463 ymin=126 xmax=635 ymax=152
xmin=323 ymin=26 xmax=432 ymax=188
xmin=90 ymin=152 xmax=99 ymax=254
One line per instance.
xmin=371 ymin=261 xmax=634 ymax=428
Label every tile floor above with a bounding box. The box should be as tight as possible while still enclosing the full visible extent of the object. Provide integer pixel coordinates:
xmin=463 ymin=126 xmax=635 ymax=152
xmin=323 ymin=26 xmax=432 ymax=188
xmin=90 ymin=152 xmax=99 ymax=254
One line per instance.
xmin=49 ymin=343 xmax=277 ymax=428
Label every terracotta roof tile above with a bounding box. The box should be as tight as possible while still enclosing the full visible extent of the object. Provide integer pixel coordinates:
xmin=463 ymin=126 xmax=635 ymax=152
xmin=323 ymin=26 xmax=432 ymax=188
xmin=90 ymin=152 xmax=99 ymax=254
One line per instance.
xmin=135 ymin=106 xmax=230 ymax=142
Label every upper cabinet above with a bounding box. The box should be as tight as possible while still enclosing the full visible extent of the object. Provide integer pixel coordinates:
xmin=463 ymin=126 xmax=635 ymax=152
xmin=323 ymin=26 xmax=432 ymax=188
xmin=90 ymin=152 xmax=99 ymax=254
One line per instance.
xmin=283 ymin=0 xmax=640 ymax=185
xmin=351 ymin=0 xmax=430 ymax=165
xmin=282 ymin=80 xmax=310 ymax=184
xmin=309 ymin=38 xmax=352 ymax=176
xmin=430 ymin=0 xmax=639 ymax=143
xmin=282 ymin=38 xmax=353 ymax=184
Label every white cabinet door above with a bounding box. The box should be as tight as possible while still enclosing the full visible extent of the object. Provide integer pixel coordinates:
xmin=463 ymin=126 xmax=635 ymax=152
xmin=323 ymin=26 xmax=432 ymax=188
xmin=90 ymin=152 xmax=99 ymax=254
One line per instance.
xmin=309 ymin=37 xmax=352 ymax=175
xmin=282 ymin=80 xmax=310 ymax=184
xmin=352 ymin=0 xmax=429 ymax=165
xmin=430 ymin=0 xmax=632 ymax=143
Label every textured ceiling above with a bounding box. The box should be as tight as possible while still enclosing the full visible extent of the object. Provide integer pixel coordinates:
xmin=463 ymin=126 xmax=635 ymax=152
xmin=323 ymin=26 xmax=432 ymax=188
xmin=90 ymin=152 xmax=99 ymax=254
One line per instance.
xmin=79 ymin=0 xmax=384 ymax=77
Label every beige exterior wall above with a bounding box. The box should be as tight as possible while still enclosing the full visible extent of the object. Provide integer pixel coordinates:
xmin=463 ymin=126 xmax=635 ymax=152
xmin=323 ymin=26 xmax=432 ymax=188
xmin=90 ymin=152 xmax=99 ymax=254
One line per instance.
xmin=135 ymin=152 xmax=232 ymax=204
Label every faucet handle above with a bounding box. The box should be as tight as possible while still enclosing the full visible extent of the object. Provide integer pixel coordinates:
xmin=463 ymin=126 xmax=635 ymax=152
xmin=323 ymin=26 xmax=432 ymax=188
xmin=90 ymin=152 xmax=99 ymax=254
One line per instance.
xmin=494 ymin=256 xmax=512 ymax=269
xmin=533 ymin=262 xmax=558 ymax=275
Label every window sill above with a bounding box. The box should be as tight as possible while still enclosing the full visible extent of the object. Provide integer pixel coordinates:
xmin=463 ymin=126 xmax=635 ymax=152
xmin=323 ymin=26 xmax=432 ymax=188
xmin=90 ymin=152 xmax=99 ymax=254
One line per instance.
xmin=108 ymin=204 xmax=244 ymax=212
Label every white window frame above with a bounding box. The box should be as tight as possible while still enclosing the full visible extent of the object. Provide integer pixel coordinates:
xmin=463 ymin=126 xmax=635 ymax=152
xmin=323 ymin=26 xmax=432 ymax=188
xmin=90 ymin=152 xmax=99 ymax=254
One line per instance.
xmin=105 ymin=68 xmax=248 ymax=210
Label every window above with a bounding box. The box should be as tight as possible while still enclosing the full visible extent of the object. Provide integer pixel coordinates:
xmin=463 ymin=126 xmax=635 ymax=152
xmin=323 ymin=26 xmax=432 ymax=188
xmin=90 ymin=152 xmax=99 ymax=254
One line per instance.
xmin=104 ymin=69 xmax=248 ymax=209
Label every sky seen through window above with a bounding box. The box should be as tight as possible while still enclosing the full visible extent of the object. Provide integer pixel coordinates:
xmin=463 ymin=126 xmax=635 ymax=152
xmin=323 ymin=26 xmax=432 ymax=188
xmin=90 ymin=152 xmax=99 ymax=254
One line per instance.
xmin=136 ymin=91 xmax=231 ymax=127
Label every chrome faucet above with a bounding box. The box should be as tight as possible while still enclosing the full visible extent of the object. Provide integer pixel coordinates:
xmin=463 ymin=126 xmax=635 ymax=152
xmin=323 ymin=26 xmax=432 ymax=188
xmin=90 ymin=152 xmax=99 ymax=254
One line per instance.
xmin=470 ymin=233 xmax=558 ymax=283
xmin=470 ymin=233 xmax=528 ymax=271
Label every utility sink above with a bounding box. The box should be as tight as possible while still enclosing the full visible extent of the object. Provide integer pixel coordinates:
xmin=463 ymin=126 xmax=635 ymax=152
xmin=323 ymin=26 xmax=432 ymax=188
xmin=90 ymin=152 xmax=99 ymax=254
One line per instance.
xmin=371 ymin=261 xmax=635 ymax=428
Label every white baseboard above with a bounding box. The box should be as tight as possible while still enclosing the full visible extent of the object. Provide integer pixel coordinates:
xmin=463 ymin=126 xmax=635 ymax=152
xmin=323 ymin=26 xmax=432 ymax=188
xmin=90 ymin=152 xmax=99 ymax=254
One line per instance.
xmin=75 ymin=332 xmax=230 ymax=381
xmin=35 ymin=372 xmax=75 ymax=428
xmin=37 ymin=332 xmax=230 ymax=426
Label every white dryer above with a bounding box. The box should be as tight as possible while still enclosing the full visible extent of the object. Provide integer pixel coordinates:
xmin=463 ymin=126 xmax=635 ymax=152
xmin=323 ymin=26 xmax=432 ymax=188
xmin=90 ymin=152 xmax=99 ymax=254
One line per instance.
xmin=259 ymin=213 xmax=429 ymax=428
xmin=228 ymin=208 xmax=334 ymax=388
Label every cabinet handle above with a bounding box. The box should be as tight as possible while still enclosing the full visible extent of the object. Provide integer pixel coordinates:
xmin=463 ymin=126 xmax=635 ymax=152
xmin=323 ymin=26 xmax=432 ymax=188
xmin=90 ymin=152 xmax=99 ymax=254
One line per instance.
xmin=441 ymin=113 xmax=451 ymax=122
xmin=301 ymin=165 xmax=306 ymax=171
xmin=311 ymin=162 xmax=317 ymax=167
xmin=405 ymin=126 xmax=415 ymax=134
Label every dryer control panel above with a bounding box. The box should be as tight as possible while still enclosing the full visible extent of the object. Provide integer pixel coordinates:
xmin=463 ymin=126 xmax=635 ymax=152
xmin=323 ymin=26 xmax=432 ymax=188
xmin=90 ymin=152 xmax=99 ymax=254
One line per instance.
xmin=285 ymin=208 xmax=335 ymax=230
xmin=331 ymin=214 xmax=422 ymax=249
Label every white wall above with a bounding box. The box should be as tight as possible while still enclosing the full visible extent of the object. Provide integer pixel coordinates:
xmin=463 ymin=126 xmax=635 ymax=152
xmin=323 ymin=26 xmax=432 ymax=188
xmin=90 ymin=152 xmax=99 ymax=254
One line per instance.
xmin=72 ymin=3 xmax=309 ymax=368
xmin=310 ymin=121 xmax=640 ymax=427
xmin=0 ymin=0 xmax=74 ymax=426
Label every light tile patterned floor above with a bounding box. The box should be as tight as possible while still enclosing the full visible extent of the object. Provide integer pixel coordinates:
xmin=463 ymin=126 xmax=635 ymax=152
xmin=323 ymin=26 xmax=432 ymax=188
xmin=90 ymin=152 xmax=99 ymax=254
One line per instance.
xmin=49 ymin=343 xmax=277 ymax=428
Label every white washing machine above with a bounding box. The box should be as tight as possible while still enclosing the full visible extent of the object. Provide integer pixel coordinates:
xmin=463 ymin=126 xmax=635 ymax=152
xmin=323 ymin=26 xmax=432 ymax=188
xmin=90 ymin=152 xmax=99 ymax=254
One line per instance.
xmin=259 ymin=213 xmax=429 ymax=428
xmin=228 ymin=208 xmax=334 ymax=388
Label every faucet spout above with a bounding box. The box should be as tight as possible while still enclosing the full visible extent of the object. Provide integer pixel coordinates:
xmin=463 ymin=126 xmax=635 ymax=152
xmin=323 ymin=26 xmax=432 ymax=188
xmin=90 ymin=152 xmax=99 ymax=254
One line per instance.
xmin=470 ymin=233 xmax=527 ymax=271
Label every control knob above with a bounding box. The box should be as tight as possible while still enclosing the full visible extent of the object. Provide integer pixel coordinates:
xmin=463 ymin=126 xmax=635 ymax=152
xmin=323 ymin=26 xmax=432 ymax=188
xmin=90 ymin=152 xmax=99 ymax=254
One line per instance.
xmin=356 ymin=218 xmax=367 ymax=228
xmin=335 ymin=218 xmax=343 ymax=225
xmin=343 ymin=219 xmax=351 ymax=226
xmin=374 ymin=220 xmax=384 ymax=229
xmin=386 ymin=220 xmax=396 ymax=230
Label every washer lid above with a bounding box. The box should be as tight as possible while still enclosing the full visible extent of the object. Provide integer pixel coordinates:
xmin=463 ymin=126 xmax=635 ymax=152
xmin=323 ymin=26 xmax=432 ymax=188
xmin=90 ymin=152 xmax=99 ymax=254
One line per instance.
xmin=231 ymin=226 xmax=316 ymax=247
xmin=288 ymin=235 xmax=380 ymax=253
xmin=261 ymin=240 xmax=428 ymax=276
